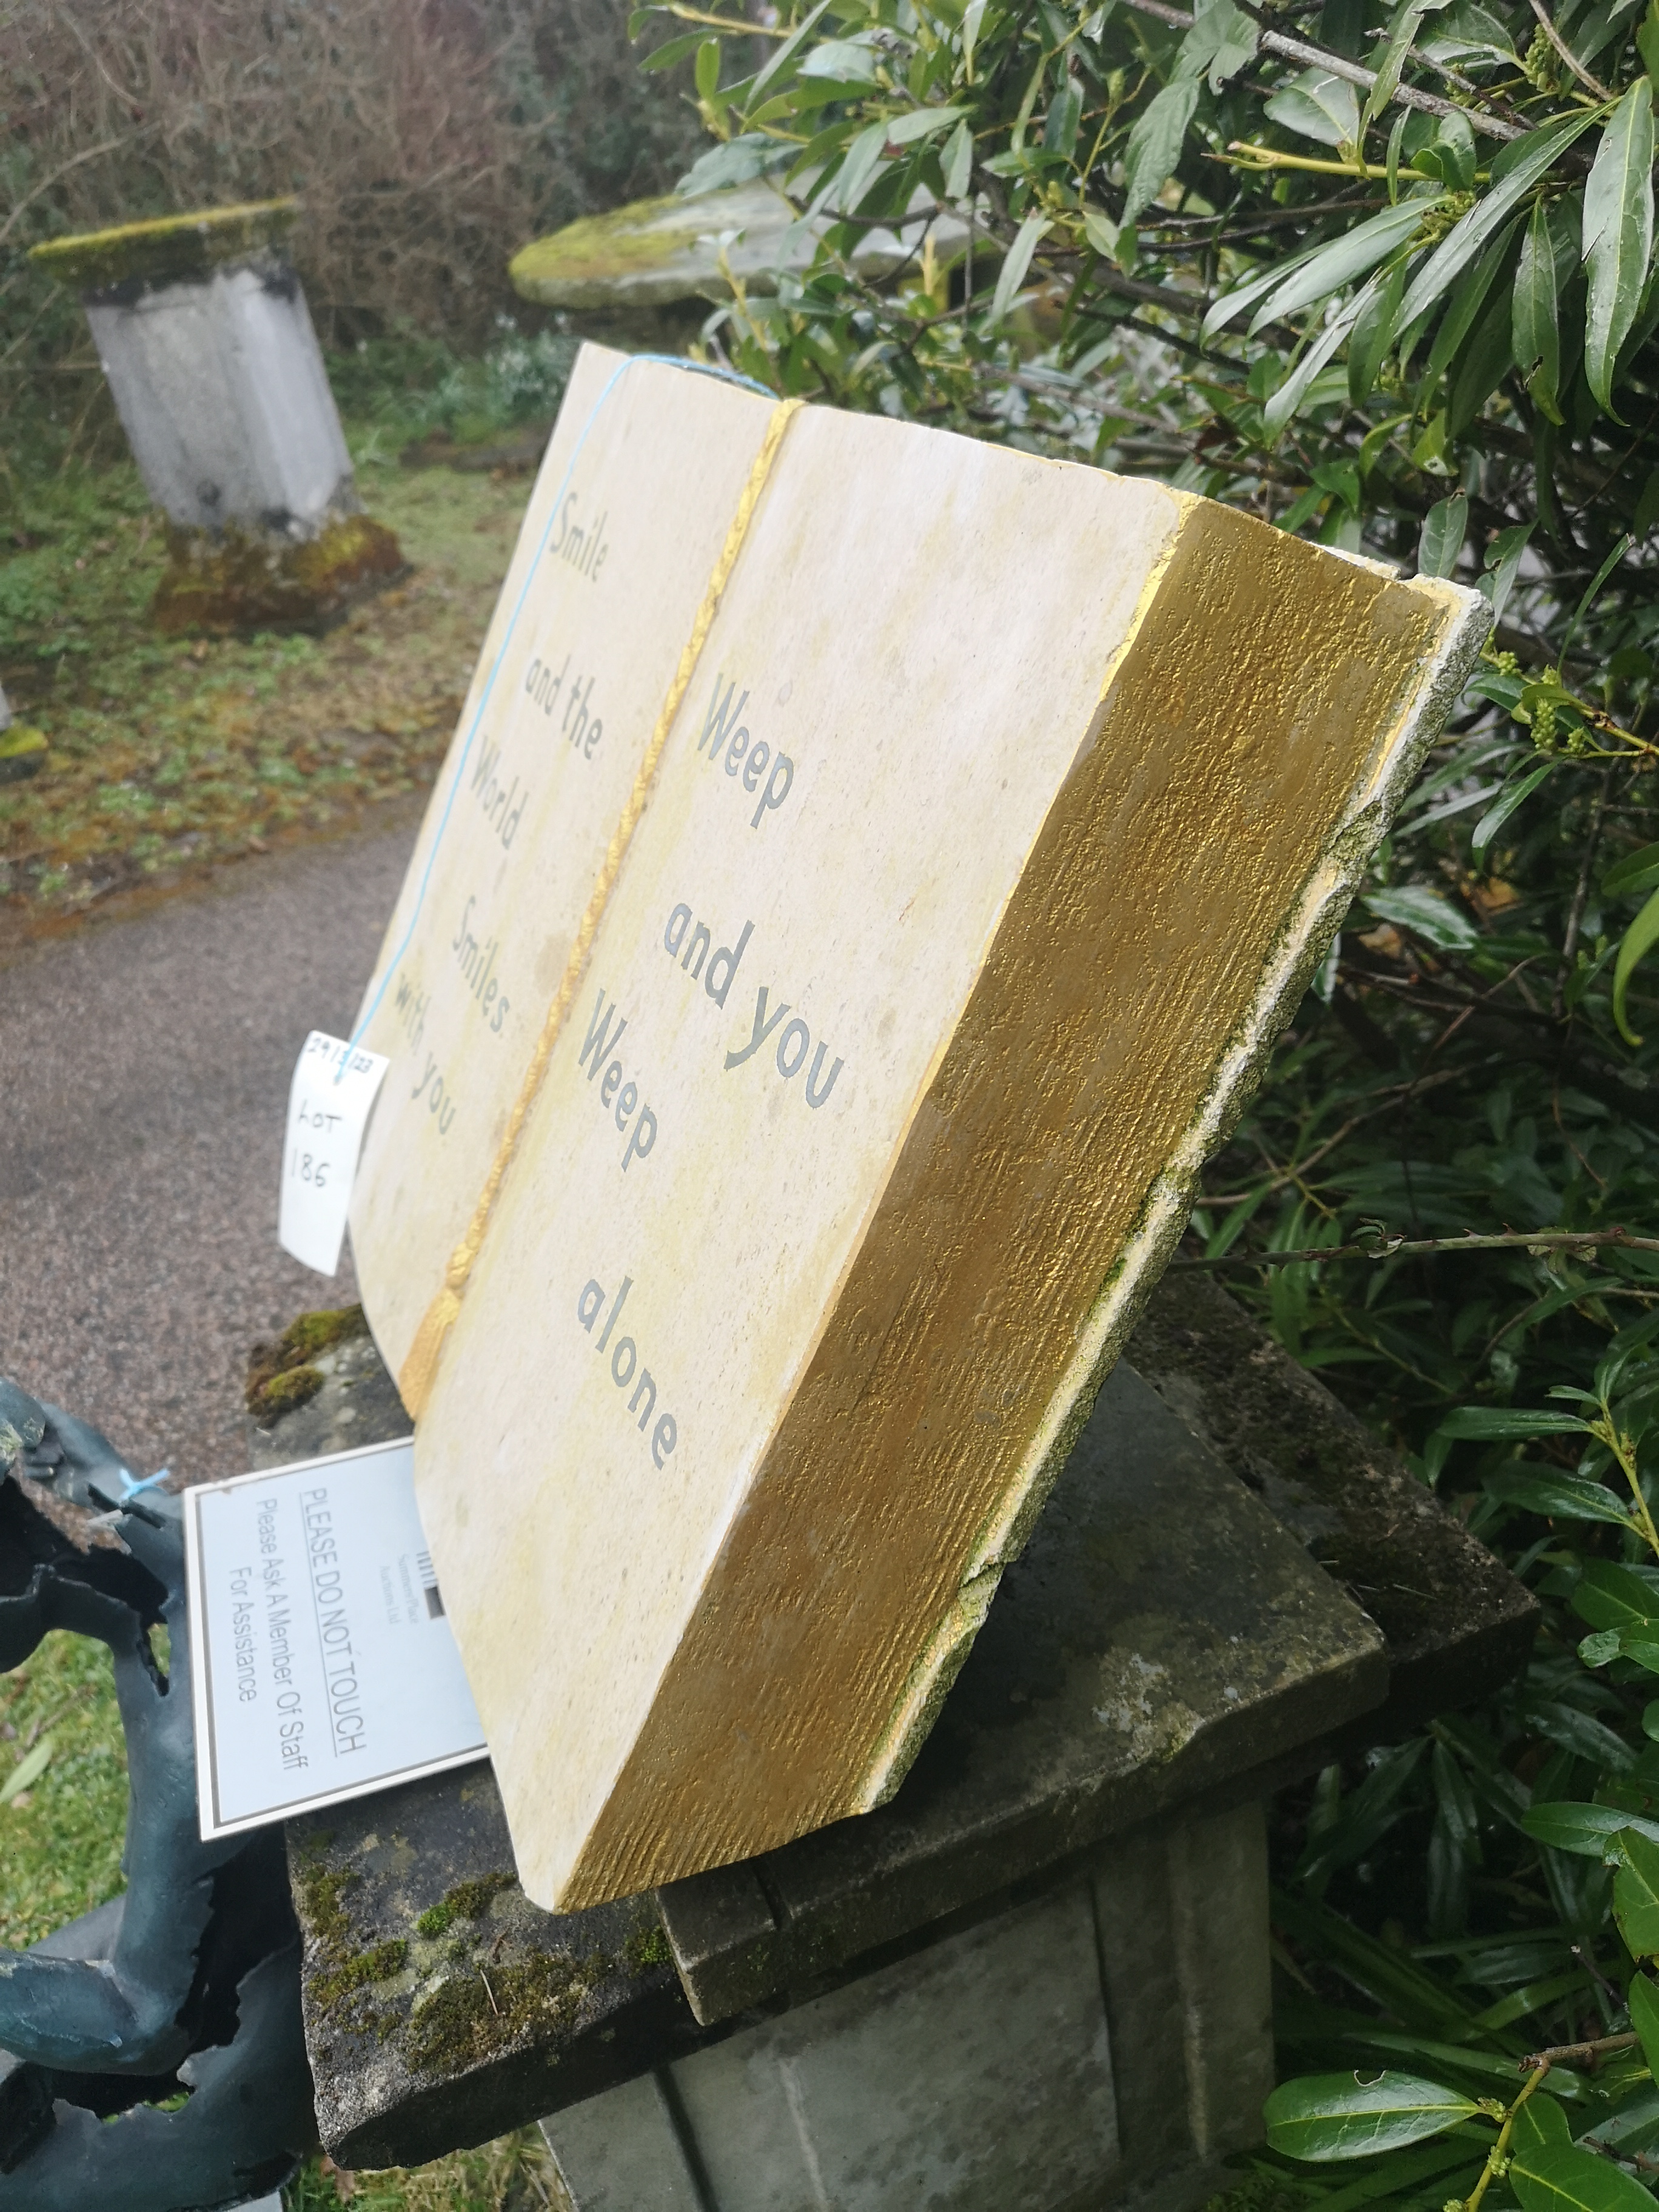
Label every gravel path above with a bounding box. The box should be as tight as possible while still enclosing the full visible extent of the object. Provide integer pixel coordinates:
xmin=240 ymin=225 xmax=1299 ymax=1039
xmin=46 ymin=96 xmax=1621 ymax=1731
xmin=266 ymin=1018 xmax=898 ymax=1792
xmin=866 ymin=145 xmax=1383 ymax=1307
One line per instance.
xmin=2 ymin=819 xmax=420 ymax=1483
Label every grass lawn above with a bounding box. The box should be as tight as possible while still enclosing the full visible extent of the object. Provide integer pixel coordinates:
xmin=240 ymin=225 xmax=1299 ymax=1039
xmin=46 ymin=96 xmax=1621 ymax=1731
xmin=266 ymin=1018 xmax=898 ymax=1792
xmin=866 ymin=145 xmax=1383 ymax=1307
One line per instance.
xmin=0 ymin=446 xmax=532 ymax=945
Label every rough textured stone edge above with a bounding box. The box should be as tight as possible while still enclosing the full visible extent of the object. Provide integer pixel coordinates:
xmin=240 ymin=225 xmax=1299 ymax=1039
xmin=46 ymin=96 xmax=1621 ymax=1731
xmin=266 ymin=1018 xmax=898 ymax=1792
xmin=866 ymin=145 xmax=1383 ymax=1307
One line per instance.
xmin=30 ymin=198 xmax=300 ymax=294
xmin=860 ymin=567 xmax=1492 ymax=1812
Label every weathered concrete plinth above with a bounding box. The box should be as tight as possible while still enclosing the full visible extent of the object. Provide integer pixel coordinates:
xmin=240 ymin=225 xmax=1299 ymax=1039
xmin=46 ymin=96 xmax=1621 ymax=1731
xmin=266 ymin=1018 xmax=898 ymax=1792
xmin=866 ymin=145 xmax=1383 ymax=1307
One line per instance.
xmin=30 ymin=201 xmax=404 ymax=635
xmin=256 ymin=1272 xmax=1535 ymax=2206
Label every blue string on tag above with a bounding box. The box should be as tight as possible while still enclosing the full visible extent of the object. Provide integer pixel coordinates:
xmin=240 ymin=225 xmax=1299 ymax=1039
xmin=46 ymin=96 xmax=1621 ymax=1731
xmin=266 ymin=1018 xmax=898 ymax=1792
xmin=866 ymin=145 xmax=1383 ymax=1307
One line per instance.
xmin=340 ymin=352 xmax=777 ymax=1081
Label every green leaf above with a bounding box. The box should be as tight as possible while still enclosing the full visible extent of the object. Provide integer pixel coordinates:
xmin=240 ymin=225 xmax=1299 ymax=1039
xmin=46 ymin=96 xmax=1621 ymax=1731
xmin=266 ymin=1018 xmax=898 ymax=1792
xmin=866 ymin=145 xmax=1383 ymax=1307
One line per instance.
xmin=1473 ymin=762 xmax=1555 ymax=862
xmin=1512 ymin=2093 xmax=1574 ymax=2157
xmin=1618 ymin=1828 xmax=1659 ymax=1955
xmin=1265 ymin=69 xmax=1362 ymax=153
xmin=1584 ymin=79 xmax=1656 ymax=415
xmin=1186 ymin=0 xmax=1260 ymax=89
xmin=0 ymin=1734 xmax=52 ymax=1805
xmin=1520 ymin=1801 xmax=1659 ymax=1857
xmin=1204 ymin=235 xmax=1329 ymax=340
xmin=961 ymin=0 xmax=988 ymax=72
xmin=1121 ymin=78 xmax=1201 ymax=227
xmin=1575 ymin=1560 xmax=1659 ymax=1634
xmin=640 ymin=30 xmax=709 ymax=73
xmin=1581 ymin=1628 xmax=1626 ymax=1663
xmin=885 ymin=102 xmax=967 ymax=144
xmin=1350 ymin=253 xmax=1407 ymax=402
xmin=1631 ymin=1971 xmax=1659 ymax=2076
xmin=832 ymin=119 xmax=891 ymax=213
xmin=798 ymin=38 xmax=882 ymax=81
xmin=1364 ymin=0 xmax=1428 ymax=125
xmin=748 ymin=0 xmax=833 ymax=102
xmin=1614 ymin=880 xmax=1659 ymax=1045
xmin=1248 ymin=198 xmax=1435 ymax=335
xmin=1364 ymin=883 xmax=1478 ymax=948
xmin=1450 ymin=270 xmax=1523 ymax=433
xmin=1082 ymin=203 xmax=1119 ymax=256
xmin=943 ymin=118 xmax=974 ymax=199
xmin=1423 ymin=218 xmax=1520 ymax=389
xmin=1419 ymin=491 xmax=1469 ymax=577
xmin=1604 ymin=840 xmax=1659 ymax=899
xmin=1263 ymin=2071 xmax=1483 ymax=2161
xmin=1480 ymin=520 xmax=1536 ymax=623
xmin=1438 ymin=1404 xmax=1591 ymax=1438
xmin=695 ymin=36 xmax=722 ymax=99
xmin=1397 ymin=110 xmax=1600 ymax=332
xmin=1486 ymin=1466 xmax=1634 ymax=1526
xmin=1512 ymin=2137 xmax=1658 ymax=2212
xmin=1515 ymin=195 xmax=1563 ymax=421
xmin=1263 ymin=283 xmax=1373 ymax=437
xmin=989 ymin=213 xmax=1053 ymax=324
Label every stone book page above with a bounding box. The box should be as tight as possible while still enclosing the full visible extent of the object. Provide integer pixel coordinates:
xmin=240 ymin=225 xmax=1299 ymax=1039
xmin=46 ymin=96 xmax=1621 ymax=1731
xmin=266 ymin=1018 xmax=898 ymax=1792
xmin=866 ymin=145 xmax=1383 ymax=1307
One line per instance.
xmin=380 ymin=386 xmax=1487 ymax=1911
xmin=347 ymin=347 xmax=782 ymax=1379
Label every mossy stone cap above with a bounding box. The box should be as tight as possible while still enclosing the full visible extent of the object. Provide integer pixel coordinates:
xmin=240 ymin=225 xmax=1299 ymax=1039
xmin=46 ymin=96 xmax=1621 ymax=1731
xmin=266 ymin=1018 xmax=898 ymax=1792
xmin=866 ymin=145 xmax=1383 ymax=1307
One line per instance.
xmin=509 ymin=183 xmax=800 ymax=310
xmin=30 ymin=197 xmax=300 ymax=293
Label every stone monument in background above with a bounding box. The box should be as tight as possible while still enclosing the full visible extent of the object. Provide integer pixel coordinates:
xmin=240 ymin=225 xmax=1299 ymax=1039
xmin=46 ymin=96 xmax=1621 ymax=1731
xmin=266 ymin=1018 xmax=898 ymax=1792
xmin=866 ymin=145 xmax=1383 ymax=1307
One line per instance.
xmin=30 ymin=199 xmax=403 ymax=635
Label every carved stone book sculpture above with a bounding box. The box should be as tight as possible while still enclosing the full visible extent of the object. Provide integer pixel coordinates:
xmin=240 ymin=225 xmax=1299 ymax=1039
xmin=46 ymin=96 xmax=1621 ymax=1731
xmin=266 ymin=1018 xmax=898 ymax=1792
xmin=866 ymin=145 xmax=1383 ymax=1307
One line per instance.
xmin=347 ymin=342 xmax=1486 ymax=1909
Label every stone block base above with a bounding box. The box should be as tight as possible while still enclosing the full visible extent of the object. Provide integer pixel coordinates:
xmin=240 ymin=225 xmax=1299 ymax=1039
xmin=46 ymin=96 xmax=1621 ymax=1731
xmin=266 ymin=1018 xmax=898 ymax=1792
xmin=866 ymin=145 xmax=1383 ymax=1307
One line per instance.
xmin=152 ymin=514 xmax=405 ymax=637
xmin=541 ymin=1800 xmax=1272 ymax=2212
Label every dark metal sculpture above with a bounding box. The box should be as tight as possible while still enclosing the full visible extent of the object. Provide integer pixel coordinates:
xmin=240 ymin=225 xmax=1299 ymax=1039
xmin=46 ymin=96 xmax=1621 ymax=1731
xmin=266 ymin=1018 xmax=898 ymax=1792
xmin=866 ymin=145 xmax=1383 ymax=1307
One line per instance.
xmin=0 ymin=1380 xmax=315 ymax=2209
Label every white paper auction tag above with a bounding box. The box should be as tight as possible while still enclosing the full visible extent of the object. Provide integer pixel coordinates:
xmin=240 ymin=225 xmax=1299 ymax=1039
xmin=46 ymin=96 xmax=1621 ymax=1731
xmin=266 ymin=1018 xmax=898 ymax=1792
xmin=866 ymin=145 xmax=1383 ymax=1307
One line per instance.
xmin=184 ymin=1437 xmax=489 ymax=1840
xmin=279 ymin=1031 xmax=389 ymax=1275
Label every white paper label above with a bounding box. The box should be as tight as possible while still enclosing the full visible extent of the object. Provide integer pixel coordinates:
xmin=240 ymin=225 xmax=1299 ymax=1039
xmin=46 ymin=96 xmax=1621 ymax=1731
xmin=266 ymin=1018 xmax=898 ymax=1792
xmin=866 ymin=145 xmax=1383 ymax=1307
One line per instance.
xmin=279 ymin=1031 xmax=389 ymax=1275
xmin=184 ymin=1438 xmax=489 ymax=1840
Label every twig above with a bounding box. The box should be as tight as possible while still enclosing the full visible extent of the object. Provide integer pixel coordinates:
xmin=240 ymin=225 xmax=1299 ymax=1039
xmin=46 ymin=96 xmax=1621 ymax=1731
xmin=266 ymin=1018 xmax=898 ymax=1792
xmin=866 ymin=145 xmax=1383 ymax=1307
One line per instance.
xmin=1557 ymin=765 xmax=1615 ymax=1017
xmin=1464 ymin=2062 xmax=1550 ymax=2212
xmin=480 ymin=1968 xmax=501 ymax=2016
xmin=1521 ymin=2031 xmax=1640 ymax=2070
xmin=1114 ymin=0 xmax=1527 ymax=138
xmin=1173 ymin=1227 xmax=1659 ymax=1269
xmin=0 ymin=129 xmax=160 ymax=250
xmin=1526 ymin=0 xmax=1614 ymax=99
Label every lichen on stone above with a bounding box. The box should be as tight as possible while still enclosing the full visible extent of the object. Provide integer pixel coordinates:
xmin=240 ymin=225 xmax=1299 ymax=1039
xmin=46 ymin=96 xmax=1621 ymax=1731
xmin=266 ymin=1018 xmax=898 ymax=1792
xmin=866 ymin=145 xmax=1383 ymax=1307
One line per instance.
xmin=29 ymin=198 xmax=300 ymax=294
xmin=404 ymin=1946 xmax=606 ymax=2077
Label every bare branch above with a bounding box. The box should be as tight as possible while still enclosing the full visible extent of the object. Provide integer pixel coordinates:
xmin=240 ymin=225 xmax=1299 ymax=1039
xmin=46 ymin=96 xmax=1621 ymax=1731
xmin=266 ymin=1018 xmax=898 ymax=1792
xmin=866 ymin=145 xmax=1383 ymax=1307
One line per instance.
xmin=1114 ymin=0 xmax=1528 ymax=139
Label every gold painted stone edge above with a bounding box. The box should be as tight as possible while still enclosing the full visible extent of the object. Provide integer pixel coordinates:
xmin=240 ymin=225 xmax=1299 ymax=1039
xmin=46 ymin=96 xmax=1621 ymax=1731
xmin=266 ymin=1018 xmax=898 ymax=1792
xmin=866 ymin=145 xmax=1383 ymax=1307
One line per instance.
xmin=857 ymin=564 xmax=1492 ymax=1811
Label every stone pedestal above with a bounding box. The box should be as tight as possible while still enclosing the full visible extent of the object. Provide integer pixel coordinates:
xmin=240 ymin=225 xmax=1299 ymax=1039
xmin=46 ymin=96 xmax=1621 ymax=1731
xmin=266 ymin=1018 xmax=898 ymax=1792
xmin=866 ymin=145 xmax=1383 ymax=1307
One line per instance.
xmin=544 ymin=1801 xmax=1270 ymax=2212
xmin=268 ymin=1272 xmax=1536 ymax=2202
xmin=30 ymin=201 xmax=402 ymax=634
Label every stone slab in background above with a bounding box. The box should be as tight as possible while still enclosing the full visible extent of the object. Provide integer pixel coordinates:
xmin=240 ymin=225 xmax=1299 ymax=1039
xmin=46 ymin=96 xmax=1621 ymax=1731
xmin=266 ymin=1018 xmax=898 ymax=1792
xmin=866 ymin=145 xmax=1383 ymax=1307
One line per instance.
xmin=508 ymin=181 xmax=970 ymax=326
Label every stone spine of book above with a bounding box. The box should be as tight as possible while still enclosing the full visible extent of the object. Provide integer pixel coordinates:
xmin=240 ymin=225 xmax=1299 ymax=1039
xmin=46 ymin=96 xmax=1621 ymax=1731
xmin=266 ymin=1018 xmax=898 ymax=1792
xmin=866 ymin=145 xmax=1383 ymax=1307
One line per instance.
xmin=347 ymin=343 xmax=1488 ymax=1910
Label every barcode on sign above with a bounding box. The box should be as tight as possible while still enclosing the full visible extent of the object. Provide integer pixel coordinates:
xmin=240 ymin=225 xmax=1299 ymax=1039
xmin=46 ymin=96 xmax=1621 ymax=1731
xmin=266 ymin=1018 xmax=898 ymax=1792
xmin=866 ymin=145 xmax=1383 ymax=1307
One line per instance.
xmin=416 ymin=1549 xmax=446 ymax=1619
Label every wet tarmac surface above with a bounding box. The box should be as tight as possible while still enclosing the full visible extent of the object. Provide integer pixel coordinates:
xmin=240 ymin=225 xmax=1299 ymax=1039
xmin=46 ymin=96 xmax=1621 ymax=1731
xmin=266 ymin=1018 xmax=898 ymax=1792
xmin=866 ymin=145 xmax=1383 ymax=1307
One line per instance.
xmin=1 ymin=821 xmax=419 ymax=1482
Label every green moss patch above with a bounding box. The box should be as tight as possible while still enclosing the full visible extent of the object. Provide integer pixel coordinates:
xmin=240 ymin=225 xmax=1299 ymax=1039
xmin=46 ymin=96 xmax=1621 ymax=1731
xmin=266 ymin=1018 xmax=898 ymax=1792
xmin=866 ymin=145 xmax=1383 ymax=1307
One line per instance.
xmin=247 ymin=1305 xmax=367 ymax=1423
xmin=153 ymin=514 xmax=405 ymax=640
xmin=404 ymin=1946 xmax=603 ymax=2076
xmin=29 ymin=200 xmax=298 ymax=295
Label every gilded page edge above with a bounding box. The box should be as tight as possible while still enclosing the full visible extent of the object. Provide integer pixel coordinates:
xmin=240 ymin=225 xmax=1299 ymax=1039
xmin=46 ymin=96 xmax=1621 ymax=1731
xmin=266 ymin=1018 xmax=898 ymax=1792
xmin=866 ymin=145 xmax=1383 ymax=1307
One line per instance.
xmin=855 ymin=568 xmax=1492 ymax=1811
